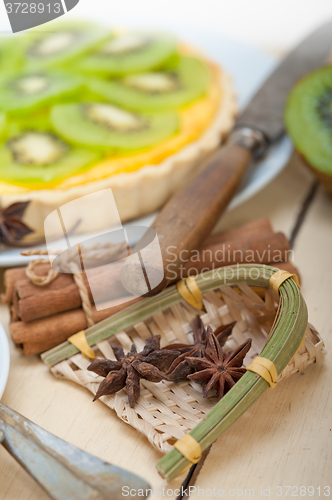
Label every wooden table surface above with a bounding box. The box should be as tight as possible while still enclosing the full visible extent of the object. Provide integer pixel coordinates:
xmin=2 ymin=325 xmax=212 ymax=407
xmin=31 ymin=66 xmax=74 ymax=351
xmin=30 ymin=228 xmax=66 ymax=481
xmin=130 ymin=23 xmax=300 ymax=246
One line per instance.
xmin=0 ymin=152 xmax=331 ymax=499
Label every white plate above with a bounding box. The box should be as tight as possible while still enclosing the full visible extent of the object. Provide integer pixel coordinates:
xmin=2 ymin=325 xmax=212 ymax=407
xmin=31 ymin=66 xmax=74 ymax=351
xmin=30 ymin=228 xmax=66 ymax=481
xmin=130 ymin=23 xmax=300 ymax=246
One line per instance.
xmin=0 ymin=31 xmax=292 ymax=267
xmin=0 ymin=324 xmax=10 ymax=398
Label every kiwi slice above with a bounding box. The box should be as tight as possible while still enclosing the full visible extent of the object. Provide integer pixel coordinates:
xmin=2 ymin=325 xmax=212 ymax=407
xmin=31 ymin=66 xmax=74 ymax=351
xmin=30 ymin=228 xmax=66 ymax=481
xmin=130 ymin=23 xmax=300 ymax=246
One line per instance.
xmin=78 ymin=32 xmax=177 ymax=76
xmin=0 ymin=129 xmax=100 ymax=186
xmin=285 ymin=66 xmax=332 ymax=187
xmin=88 ymin=55 xmax=211 ymax=111
xmin=0 ymin=71 xmax=82 ymax=114
xmin=24 ymin=22 xmax=111 ymax=70
xmin=50 ymin=102 xmax=179 ymax=151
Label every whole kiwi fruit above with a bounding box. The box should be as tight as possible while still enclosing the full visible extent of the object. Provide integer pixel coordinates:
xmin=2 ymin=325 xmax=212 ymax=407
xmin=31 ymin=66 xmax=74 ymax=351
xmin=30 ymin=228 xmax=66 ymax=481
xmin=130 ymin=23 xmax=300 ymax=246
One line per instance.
xmin=285 ymin=65 xmax=332 ymax=194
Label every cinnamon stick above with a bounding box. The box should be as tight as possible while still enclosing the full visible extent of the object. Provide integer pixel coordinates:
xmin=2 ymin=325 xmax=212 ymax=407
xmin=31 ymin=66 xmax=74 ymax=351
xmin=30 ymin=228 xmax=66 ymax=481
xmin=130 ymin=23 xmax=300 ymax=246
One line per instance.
xmin=3 ymin=217 xmax=300 ymax=355
xmin=204 ymin=218 xmax=273 ymax=247
xmin=5 ymin=218 xmax=275 ymax=323
xmin=11 ymin=296 xmax=141 ymax=346
xmin=11 ymin=259 xmax=300 ymax=355
xmin=180 ymin=232 xmax=290 ymax=278
xmin=2 ymin=266 xmax=34 ymax=304
xmin=12 ymin=262 xmax=127 ymax=323
xmin=2 ymin=218 xmax=272 ymax=306
xmin=19 ymin=260 xmax=300 ymax=356
xmin=12 ymin=230 xmax=289 ymax=323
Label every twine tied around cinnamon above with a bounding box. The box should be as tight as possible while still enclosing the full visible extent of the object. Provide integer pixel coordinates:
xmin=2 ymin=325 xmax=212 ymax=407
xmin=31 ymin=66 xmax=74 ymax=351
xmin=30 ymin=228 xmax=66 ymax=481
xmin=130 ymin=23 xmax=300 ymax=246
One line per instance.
xmin=21 ymin=242 xmax=128 ymax=328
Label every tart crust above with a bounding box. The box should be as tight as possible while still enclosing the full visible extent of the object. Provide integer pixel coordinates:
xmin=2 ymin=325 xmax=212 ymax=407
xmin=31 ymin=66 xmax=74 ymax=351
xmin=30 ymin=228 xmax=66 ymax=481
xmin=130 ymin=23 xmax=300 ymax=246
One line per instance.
xmin=0 ymin=58 xmax=237 ymax=237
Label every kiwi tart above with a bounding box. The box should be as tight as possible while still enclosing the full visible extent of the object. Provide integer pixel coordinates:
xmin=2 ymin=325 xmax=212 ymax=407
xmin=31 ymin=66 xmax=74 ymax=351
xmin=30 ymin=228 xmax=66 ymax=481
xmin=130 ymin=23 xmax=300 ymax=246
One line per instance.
xmin=0 ymin=22 xmax=236 ymax=237
xmin=285 ymin=66 xmax=332 ymax=194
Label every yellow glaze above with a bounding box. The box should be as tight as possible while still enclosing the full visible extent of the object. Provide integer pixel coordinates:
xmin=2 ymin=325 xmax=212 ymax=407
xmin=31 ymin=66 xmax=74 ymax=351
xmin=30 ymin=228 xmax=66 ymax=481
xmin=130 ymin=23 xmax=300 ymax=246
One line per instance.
xmin=0 ymin=62 xmax=221 ymax=193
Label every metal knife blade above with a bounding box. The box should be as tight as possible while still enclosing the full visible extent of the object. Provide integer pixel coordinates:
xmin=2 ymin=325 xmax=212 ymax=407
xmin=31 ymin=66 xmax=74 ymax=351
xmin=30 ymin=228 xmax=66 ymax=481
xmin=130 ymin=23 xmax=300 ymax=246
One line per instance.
xmin=236 ymin=21 xmax=332 ymax=143
xmin=0 ymin=402 xmax=150 ymax=500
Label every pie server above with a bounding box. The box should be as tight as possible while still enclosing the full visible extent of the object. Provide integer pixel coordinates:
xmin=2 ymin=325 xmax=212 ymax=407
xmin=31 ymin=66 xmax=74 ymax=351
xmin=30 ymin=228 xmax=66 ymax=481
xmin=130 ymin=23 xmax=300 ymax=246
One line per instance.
xmin=0 ymin=402 xmax=150 ymax=499
xmin=122 ymin=21 xmax=332 ymax=296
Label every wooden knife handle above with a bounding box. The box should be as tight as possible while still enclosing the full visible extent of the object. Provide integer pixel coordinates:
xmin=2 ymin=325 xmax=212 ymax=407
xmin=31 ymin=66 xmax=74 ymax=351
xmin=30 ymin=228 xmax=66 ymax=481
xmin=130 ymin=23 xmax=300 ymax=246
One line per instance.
xmin=148 ymin=143 xmax=252 ymax=292
xmin=120 ymin=141 xmax=254 ymax=296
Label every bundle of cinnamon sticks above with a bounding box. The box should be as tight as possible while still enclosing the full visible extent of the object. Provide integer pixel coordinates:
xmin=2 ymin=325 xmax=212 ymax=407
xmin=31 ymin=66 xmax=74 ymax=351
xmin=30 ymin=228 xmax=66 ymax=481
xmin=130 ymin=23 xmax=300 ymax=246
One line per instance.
xmin=2 ymin=218 xmax=300 ymax=356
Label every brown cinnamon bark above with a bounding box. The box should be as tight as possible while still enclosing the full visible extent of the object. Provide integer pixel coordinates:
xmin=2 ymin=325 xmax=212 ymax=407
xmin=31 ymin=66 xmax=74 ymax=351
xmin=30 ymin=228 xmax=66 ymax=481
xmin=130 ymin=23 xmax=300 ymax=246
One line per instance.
xmin=12 ymin=262 xmax=127 ymax=322
xmin=2 ymin=218 xmax=272 ymax=304
xmin=11 ymin=296 xmax=140 ymax=346
xmin=11 ymin=260 xmax=301 ymax=355
xmin=11 ymin=229 xmax=289 ymax=323
xmin=2 ymin=266 xmax=38 ymax=304
xmin=15 ymin=282 xmax=82 ymax=322
xmin=3 ymin=217 xmax=300 ymax=355
xmin=180 ymin=232 xmax=290 ymax=278
xmin=204 ymin=218 xmax=273 ymax=247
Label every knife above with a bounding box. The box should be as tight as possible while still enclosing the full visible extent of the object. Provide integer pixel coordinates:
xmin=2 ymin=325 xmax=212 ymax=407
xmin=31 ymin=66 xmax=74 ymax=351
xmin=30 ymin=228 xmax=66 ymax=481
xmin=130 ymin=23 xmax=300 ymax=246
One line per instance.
xmin=0 ymin=402 xmax=150 ymax=500
xmin=121 ymin=21 xmax=332 ymax=296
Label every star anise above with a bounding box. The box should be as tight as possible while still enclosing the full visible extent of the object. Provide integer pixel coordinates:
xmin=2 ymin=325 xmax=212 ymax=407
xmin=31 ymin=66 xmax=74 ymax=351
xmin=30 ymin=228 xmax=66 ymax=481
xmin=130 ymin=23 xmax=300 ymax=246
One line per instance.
xmin=166 ymin=316 xmax=236 ymax=381
xmin=0 ymin=202 xmax=33 ymax=246
xmin=186 ymin=329 xmax=252 ymax=401
xmin=88 ymin=335 xmax=180 ymax=407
